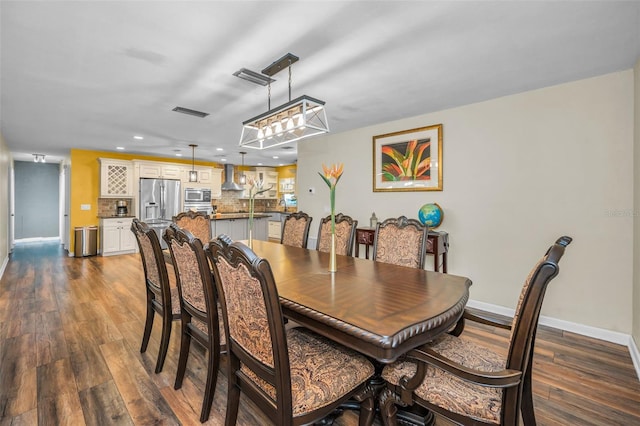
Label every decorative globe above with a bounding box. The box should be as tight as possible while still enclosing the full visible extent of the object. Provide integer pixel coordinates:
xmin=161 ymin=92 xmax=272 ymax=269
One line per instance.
xmin=418 ymin=203 xmax=443 ymax=228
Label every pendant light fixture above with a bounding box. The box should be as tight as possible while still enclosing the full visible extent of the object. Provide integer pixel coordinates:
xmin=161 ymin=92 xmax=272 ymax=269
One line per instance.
xmin=238 ymin=53 xmax=329 ymax=150
xmin=188 ymin=144 xmax=198 ymax=182
xmin=238 ymin=151 xmax=247 ymax=185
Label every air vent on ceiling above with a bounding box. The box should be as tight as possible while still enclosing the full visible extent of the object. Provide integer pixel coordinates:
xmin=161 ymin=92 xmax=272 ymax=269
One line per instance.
xmin=172 ymin=106 xmax=209 ymax=118
xmin=233 ymin=68 xmax=275 ymax=86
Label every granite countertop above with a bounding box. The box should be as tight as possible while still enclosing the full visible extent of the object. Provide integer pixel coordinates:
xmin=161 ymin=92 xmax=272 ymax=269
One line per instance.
xmin=211 ymin=213 xmax=272 ymax=220
xmin=98 ymin=215 xmax=137 ymax=219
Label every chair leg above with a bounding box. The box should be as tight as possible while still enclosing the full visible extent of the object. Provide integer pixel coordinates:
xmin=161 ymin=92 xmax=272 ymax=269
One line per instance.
xmin=379 ymin=388 xmax=400 ymax=426
xmin=174 ymin=323 xmax=191 ymax=390
xmin=225 ymin=357 xmax=241 ymax=426
xmin=155 ymin=313 xmax=172 ymax=374
xmin=140 ymin=297 xmax=155 ymax=353
xmin=199 ymin=346 xmax=220 ymax=422
xmin=521 ymin=358 xmax=537 ymax=426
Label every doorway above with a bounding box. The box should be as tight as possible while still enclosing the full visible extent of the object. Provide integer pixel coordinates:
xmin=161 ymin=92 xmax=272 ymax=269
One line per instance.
xmin=13 ymin=161 xmax=60 ymax=241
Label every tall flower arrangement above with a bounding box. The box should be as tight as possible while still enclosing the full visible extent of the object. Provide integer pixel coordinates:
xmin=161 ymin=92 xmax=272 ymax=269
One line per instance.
xmin=247 ymin=177 xmax=271 ymax=246
xmin=318 ymin=163 xmax=344 ymax=272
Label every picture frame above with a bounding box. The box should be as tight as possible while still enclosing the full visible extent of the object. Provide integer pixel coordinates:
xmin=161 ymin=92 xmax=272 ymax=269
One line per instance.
xmin=373 ymin=124 xmax=443 ymax=192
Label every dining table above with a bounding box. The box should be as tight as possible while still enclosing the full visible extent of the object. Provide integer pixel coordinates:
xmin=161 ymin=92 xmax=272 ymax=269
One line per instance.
xmin=246 ymin=240 xmax=472 ymax=425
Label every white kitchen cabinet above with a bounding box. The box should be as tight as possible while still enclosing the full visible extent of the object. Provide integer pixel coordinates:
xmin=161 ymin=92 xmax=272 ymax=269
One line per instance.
xmin=136 ymin=160 xmax=184 ymax=180
xmin=254 ymin=167 xmax=278 ymax=199
xmin=100 ymin=217 xmax=136 ymax=256
xmin=268 ymin=220 xmax=282 ymax=240
xmin=99 ymin=158 xmax=134 ymax=198
xmin=241 ymin=170 xmax=257 ymax=198
xmin=210 ymin=168 xmax=222 ymax=198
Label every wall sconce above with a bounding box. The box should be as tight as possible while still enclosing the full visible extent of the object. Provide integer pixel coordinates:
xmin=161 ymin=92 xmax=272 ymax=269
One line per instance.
xmin=33 ymin=154 xmax=46 ymax=163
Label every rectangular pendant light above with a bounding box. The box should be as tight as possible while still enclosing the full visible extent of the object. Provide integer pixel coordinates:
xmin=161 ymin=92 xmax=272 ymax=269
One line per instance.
xmin=239 ymin=95 xmax=329 ymax=149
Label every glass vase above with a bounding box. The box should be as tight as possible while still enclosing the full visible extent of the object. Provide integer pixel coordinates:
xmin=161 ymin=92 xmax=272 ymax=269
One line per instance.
xmin=329 ymin=232 xmax=337 ymax=273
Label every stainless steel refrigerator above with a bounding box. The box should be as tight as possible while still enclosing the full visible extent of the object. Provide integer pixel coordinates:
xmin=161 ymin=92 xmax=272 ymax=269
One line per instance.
xmin=139 ymin=178 xmax=181 ymax=248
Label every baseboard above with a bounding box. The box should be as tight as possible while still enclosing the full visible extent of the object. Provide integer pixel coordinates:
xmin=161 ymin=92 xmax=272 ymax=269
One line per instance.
xmin=0 ymin=255 xmax=8 ymax=281
xmin=630 ymin=336 xmax=640 ymax=382
xmin=14 ymin=237 xmax=61 ymax=243
xmin=467 ymin=299 xmax=640 ymax=380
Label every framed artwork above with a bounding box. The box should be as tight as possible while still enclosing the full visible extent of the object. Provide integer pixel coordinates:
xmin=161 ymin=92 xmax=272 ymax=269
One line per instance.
xmin=372 ymin=124 xmax=443 ymax=192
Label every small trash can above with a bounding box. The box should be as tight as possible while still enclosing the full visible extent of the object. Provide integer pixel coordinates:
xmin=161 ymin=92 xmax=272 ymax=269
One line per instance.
xmin=74 ymin=226 xmax=98 ymax=257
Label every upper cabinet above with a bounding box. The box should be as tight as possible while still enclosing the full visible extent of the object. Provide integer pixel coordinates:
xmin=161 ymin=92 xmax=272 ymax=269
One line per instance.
xmin=209 ymin=168 xmax=223 ymax=198
xmin=133 ymin=160 xmax=223 ymax=196
xmin=136 ymin=160 xmax=183 ymax=180
xmin=279 ymin=177 xmax=295 ymax=194
xmin=242 ymin=168 xmax=278 ymax=199
xmin=99 ymin=158 xmax=134 ymax=198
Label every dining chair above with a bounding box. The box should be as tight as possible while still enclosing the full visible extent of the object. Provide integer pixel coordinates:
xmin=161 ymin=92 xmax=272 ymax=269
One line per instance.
xmin=130 ymin=219 xmax=181 ymax=374
xmin=372 ymin=215 xmax=428 ymax=268
xmin=206 ymin=236 xmax=376 ymax=426
xmin=281 ymin=211 xmax=312 ymax=248
xmin=163 ymin=223 xmax=225 ymax=423
xmin=316 ymin=213 xmax=358 ymax=256
xmin=173 ymin=210 xmax=211 ymax=246
xmin=380 ymin=236 xmax=572 ymax=426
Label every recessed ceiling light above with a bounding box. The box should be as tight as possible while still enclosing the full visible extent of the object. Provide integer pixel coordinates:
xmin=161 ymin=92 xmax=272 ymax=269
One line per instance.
xmin=272 ymin=156 xmax=279 ymax=159
xmin=216 ymin=148 xmax=223 ymax=151
xmin=221 ymin=158 xmax=227 ymax=162
xmin=257 ymin=162 xmax=263 ymax=166
xmin=116 ymin=146 xmax=125 ymax=150
xmin=279 ymin=163 xmax=284 ymax=166
xmin=133 ymin=135 xmax=144 ymax=140
xmin=175 ymin=153 xmax=183 ymax=157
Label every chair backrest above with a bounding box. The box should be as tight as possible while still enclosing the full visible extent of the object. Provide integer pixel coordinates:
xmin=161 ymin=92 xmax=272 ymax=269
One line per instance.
xmin=316 ymin=213 xmax=358 ymax=256
xmin=206 ymin=237 xmax=294 ymax=418
xmin=164 ymin=223 xmax=219 ymax=336
xmin=131 ymin=218 xmax=173 ymax=309
xmin=281 ymin=211 xmax=312 ymax=248
xmin=372 ymin=215 xmax=428 ymax=268
xmin=502 ymin=236 xmax=572 ymax=422
xmin=173 ymin=211 xmax=211 ymax=246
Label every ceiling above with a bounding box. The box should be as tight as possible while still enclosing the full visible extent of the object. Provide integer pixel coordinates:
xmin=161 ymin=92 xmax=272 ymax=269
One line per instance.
xmin=1 ymin=1 xmax=639 ymax=167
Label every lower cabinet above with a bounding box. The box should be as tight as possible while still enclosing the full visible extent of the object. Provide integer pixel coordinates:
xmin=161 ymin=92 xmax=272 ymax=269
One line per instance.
xmin=211 ymin=217 xmax=268 ymax=242
xmin=268 ymin=221 xmax=281 ymax=240
xmin=100 ymin=217 xmax=136 ymax=256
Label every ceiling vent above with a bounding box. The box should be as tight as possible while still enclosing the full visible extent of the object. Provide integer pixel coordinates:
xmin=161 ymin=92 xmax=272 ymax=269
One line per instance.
xmin=172 ymin=106 xmax=209 ymax=118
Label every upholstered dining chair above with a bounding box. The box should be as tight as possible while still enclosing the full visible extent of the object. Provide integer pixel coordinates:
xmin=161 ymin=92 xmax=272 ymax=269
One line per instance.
xmin=281 ymin=211 xmax=312 ymax=248
xmin=316 ymin=213 xmax=358 ymax=256
xmin=173 ymin=210 xmax=211 ymax=246
xmin=163 ymin=224 xmax=225 ymax=423
xmin=372 ymin=216 xmax=428 ymax=268
xmin=206 ymin=236 xmax=376 ymax=426
xmin=130 ymin=219 xmax=181 ymax=374
xmin=380 ymin=236 xmax=572 ymax=426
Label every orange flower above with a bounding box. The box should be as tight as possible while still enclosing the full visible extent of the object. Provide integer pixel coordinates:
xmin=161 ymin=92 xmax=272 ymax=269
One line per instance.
xmin=320 ymin=163 xmax=344 ymax=188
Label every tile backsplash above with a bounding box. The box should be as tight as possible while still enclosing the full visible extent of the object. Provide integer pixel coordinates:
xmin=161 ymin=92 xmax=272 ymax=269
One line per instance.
xmin=98 ymin=198 xmax=133 ymax=217
xmin=214 ymin=191 xmax=280 ymax=213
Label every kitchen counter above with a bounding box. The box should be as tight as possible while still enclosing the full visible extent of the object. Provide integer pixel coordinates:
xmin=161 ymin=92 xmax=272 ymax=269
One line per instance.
xmin=211 ymin=213 xmax=272 ymax=220
xmin=97 ymin=215 xmax=137 ymax=219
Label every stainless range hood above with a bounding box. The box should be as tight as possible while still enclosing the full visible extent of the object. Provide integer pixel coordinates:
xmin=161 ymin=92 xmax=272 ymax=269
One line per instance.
xmin=221 ymin=164 xmax=244 ymax=191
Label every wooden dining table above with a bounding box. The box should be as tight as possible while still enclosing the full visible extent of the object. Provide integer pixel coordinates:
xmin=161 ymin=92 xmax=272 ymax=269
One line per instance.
xmin=247 ymin=240 xmax=472 ymax=364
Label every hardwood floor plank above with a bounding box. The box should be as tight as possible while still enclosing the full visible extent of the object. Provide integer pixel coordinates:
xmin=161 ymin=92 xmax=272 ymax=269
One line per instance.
xmin=37 ymin=393 xmax=85 ymax=426
xmin=100 ymin=339 xmax=180 ymax=425
xmin=78 ymin=381 xmax=134 ymax=426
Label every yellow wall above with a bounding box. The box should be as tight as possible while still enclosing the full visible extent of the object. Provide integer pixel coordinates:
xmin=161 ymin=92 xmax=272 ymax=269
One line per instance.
xmin=69 ymin=149 xmax=222 ymax=251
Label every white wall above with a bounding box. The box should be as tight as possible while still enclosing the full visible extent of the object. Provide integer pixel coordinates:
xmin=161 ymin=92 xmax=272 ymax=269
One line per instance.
xmin=298 ymin=71 xmax=634 ymax=334
xmin=633 ymin=59 xmax=640 ymax=348
xmin=0 ymin=131 xmax=11 ymax=279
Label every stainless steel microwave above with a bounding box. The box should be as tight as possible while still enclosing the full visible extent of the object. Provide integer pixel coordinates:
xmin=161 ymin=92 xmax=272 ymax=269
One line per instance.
xmin=184 ymin=187 xmax=211 ymax=203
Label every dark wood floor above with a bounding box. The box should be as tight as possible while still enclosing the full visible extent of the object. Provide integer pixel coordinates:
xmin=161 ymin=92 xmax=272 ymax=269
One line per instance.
xmin=1 ymin=241 xmax=639 ymax=425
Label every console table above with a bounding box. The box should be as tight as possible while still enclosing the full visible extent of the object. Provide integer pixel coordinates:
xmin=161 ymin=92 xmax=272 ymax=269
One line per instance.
xmin=355 ymin=227 xmax=449 ymax=273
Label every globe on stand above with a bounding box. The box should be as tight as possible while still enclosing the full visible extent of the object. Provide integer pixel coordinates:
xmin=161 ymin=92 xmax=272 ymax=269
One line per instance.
xmin=418 ymin=203 xmax=443 ymax=228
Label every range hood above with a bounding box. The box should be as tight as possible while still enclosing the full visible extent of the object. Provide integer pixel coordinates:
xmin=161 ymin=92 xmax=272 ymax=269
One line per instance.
xmin=221 ymin=164 xmax=244 ymax=191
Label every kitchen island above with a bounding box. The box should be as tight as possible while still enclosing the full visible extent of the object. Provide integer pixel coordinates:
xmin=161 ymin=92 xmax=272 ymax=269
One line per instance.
xmin=210 ymin=213 xmax=272 ymax=242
